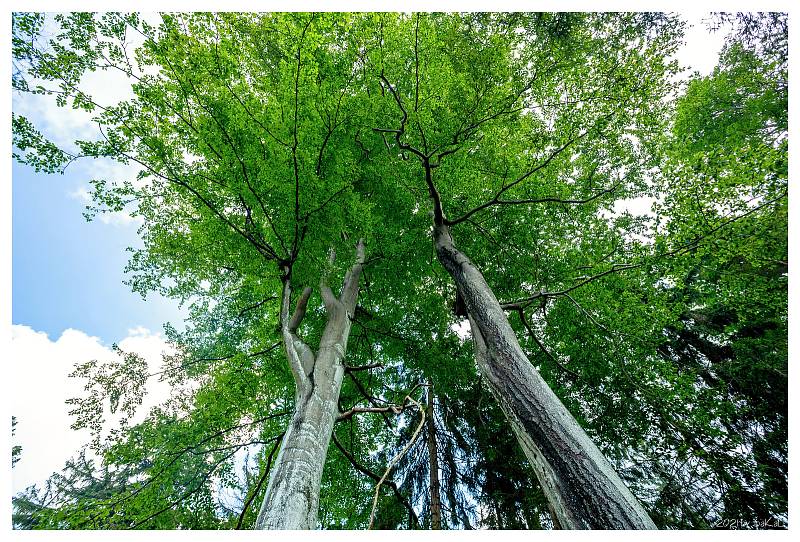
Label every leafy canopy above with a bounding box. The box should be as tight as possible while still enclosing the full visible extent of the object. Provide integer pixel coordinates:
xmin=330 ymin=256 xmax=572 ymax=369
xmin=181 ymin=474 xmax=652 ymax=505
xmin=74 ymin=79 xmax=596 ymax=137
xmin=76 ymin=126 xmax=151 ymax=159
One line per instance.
xmin=11 ymin=12 xmax=787 ymax=530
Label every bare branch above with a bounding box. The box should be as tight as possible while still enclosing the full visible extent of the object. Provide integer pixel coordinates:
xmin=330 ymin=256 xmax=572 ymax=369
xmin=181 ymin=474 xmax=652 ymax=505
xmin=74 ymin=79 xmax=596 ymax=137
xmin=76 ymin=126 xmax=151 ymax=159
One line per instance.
xmin=368 ymin=394 xmax=426 ymax=529
xmin=332 ymin=433 xmax=420 ymax=528
xmin=346 ymin=370 xmax=394 ymax=430
xmin=337 ymin=381 xmax=422 ymax=422
xmin=235 ymin=432 xmax=285 ymax=529
xmin=445 ymin=114 xmax=614 ymax=227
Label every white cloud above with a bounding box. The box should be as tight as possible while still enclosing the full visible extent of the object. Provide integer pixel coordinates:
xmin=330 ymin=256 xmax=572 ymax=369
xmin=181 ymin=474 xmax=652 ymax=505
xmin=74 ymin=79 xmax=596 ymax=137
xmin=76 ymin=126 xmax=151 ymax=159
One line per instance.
xmin=10 ymin=325 xmax=174 ymax=494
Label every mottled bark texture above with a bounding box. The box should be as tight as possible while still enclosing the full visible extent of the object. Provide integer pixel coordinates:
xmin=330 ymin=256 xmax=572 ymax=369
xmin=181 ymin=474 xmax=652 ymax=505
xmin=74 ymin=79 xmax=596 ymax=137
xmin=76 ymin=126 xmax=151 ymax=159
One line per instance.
xmin=433 ymin=224 xmax=655 ymax=529
xmin=256 ymin=240 xmax=365 ymax=530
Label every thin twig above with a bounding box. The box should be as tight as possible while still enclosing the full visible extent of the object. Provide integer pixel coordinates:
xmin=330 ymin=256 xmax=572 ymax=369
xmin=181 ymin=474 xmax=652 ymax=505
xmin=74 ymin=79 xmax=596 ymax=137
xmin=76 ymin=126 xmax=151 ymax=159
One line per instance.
xmin=368 ymin=395 xmax=425 ymax=529
xmin=235 ymin=432 xmax=285 ymax=529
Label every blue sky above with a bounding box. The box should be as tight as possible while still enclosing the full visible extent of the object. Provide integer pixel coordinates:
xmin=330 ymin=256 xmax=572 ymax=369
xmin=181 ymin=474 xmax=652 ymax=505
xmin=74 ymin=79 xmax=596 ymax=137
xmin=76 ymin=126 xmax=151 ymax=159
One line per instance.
xmin=10 ymin=135 xmax=186 ymax=495
xmin=12 ymin=160 xmax=185 ymax=345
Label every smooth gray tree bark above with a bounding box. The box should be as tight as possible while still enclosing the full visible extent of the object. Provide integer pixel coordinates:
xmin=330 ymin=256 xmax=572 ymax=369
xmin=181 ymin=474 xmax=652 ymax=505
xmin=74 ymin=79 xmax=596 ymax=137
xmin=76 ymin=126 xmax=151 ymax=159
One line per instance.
xmin=255 ymin=240 xmax=365 ymax=530
xmin=433 ymin=223 xmax=655 ymax=529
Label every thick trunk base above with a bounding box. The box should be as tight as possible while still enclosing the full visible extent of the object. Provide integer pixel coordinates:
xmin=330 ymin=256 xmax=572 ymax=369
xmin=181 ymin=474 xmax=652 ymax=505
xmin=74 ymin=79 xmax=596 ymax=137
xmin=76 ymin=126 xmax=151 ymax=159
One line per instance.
xmin=434 ymin=224 xmax=655 ymax=529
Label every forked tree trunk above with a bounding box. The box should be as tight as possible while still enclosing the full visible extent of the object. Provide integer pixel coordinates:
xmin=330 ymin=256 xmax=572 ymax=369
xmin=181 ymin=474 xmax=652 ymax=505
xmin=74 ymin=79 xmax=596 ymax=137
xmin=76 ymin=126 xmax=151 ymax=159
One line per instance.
xmin=433 ymin=224 xmax=655 ymax=529
xmin=256 ymin=240 xmax=365 ymax=529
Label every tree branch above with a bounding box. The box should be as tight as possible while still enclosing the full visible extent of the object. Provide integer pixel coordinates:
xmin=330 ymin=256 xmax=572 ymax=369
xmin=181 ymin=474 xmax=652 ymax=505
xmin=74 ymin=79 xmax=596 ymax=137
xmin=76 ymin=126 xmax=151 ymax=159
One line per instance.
xmin=515 ymin=308 xmax=579 ymax=379
xmin=280 ymin=278 xmax=310 ymax=389
xmin=374 ymin=71 xmax=427 ymax=161
xmin=337 ymin=386 xmax=422 ymax=422
xmin=344 ymin=362 xmax=383 ymax=373
xmin=235 ymin=432 xmax=285 ymax=529
xmin=340 ymin=238 xmax=366 ymax=312
xmin=495 ymin=181 xmax=620 ymax=207
xmin=152 ymin=342 xmax=281 ymax=379
xmin=290 ymin=17 xmax=314 ymax=259
xmin=332 ymin=433 xmax=420 ymax=529
xmin=336 ymin=405 xmax=404 ymax=422
xmin=75 ymin=410 xmax=290 ymax=527
xmin=368 ymin=394 xmax=426 ymax=529
xmin=288 ymin=287 xmax=313 ymax=333
xmin=346 ymin=370 xmax=394 ymax=430
xmin=303 ymin=184 xmax=350 ymax=221
xmin=445 ymin=115 xmax=613 ymax=226
xmin=129 ymin=446 xmax=241 ymax=528
xmin=237 ymin=296 xmax=278 ymax=318
xmin=501 ymin=263 xmax=637 ymax=311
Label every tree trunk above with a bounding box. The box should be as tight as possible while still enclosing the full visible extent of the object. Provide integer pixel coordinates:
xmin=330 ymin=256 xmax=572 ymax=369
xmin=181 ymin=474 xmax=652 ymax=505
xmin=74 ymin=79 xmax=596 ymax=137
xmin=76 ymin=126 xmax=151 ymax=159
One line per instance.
xmin=426 ymin=382 xmax=442 ymax=530
xmin=255 ymin=350 xmax=346 ymax=529
xmin=433 ymin=224 xmax=655 ymax=529
xmin=256 ymin=240 xmax=365 ymax=529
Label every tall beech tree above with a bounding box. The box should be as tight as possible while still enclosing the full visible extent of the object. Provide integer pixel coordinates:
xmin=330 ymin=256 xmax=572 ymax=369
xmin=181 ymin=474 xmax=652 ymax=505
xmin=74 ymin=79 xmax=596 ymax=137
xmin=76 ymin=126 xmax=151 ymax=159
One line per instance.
xmin=366 ymin=12 xmax=677 ymax=528
xmin=256 ymin=241 xmax=366 ymax=529
xmin=12 ymin=11 xmax=787 ymax=530
xmin=13 ymin=12 xmax=388 ymax=530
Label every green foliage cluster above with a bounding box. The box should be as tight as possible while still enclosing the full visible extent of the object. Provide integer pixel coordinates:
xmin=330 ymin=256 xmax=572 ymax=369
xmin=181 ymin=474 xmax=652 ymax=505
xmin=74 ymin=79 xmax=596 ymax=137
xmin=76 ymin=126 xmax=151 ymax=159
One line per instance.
xmin=11 ymin=11 xmax=786 ymax=530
